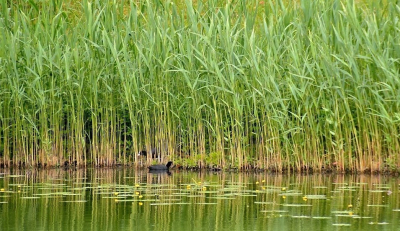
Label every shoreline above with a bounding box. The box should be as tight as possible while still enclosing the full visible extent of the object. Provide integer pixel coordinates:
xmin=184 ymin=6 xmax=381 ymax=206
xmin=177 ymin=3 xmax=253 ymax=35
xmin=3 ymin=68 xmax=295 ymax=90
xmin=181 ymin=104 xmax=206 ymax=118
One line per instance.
xmin=1 ymin=163 xmax=399 ymax=176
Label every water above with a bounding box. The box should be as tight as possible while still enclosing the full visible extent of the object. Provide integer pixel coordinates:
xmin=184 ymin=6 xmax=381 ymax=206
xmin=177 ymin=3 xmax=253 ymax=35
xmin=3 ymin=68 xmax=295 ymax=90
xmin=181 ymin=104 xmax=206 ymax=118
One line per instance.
xmin=0 ymin=169 xmax=399 ymax=231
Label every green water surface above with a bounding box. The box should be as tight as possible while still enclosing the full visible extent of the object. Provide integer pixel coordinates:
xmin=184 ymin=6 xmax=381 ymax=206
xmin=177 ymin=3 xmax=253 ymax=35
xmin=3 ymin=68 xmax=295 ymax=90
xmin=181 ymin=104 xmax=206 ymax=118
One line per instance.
xmin=0 ymin=169 xmax=399 ymax=231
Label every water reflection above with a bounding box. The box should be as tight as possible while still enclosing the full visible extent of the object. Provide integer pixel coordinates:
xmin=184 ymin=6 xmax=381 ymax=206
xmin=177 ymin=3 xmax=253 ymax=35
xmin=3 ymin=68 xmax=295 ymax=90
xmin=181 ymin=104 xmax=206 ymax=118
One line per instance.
xmin=148 ymin=169 xmax=172 ymax=176
xmin=0 ymin=169 xmax=399 ymax=231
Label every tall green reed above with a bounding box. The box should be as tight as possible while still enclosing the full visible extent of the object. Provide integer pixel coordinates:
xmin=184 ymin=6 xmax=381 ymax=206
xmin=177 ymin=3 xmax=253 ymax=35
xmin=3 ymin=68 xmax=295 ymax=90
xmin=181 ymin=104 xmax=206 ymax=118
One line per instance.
xmin=0 ymin=0 xmax=399 ymax=172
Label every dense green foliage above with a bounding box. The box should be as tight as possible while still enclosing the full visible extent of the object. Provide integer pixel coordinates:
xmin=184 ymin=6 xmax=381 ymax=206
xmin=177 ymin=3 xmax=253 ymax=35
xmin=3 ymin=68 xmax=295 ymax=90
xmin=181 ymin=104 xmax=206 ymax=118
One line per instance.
xmin=0 ymin=0 xmax=399 ymax=172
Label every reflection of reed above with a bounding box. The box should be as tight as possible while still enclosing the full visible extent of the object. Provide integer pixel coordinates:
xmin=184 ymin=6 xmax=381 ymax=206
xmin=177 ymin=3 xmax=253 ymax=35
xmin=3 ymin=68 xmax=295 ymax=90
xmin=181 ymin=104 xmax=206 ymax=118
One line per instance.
xmin=1 ymin=170 xmax=400 ymax=230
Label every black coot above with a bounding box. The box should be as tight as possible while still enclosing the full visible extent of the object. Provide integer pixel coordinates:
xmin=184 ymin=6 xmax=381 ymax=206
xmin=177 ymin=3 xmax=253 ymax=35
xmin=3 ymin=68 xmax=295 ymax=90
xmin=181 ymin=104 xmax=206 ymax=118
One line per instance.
xmin=148 ymin=161 xmax=173 ymax=171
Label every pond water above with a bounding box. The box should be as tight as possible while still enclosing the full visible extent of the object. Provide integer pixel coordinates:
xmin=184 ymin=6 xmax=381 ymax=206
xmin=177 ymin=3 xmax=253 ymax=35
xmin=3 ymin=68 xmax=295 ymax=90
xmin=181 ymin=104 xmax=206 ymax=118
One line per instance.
xmin=0 ymin=168 xmax=399 ymax=231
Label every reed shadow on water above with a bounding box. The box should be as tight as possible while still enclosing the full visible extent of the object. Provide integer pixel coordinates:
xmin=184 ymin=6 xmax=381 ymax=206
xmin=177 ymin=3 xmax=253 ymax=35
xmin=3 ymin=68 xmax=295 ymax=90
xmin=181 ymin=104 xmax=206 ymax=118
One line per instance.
xmin=0 ymin=169 xmax=400 ymax=231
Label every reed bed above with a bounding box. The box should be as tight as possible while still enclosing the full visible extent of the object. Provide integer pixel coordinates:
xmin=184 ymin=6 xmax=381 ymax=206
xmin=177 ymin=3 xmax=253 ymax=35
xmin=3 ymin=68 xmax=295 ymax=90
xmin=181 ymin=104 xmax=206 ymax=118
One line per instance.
xmin=0 ymin=0 xmax=399 ymax=172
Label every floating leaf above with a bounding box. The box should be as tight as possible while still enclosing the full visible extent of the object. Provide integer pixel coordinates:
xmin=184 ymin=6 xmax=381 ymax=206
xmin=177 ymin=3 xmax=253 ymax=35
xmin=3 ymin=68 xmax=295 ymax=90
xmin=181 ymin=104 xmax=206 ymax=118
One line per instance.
xmin=278 ymin=192 xmax=303 ymax=196
xmin=208 ymin=196 xmax=235 ymax=200
xmin=332 ymin=224 xmax=351 ymax=226
xmin=369 ymin=222 xmax=389 ymax=225
xmin=61 ymin=200 xmax=87 ymax=203
xmin=150 ymin=203 xmax=191 ymax=205
xmin=292 ymin=215 xmax=311 ymax=218
xmin=367 ymin=204 xmax=389 ymax=207
xmin=305 ymin=195 xmax=327 ymax=199
xmin=8 ymin=175 xmax=25 ymax=178
xmin=282 ymin=204 xmax=312 ymax=207
xmin=332 ymin=211 xmax=352 ymax=214
xmin=260 ymin=210 xmax=288 ymax=213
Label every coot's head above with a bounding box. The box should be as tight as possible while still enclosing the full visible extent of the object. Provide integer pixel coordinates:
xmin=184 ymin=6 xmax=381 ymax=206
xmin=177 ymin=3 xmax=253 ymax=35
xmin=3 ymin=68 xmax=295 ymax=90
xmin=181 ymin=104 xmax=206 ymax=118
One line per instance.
xmin=166 ymin=161 xmax=173 ymax=169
